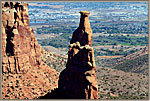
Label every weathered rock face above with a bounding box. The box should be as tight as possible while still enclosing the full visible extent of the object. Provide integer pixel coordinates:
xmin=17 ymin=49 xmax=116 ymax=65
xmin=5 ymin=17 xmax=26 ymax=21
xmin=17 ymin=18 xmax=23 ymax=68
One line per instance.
xmin=2 ymin=2 xmax=59 ymax=99
xmin=58 ymin=11 xmax=98 ymax=99
xmin=2 ymin=2 xmax=42 ymax=73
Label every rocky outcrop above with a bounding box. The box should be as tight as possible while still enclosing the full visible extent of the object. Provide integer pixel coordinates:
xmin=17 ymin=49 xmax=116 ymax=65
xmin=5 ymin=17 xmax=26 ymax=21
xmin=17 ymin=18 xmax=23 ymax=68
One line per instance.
xmin=2 ymin=2 xmax=59 ymax=99
xmin=2 ymin=2 xmax=42 ymax=73
xmin=58 ymin=11 xmax=98 ymax=99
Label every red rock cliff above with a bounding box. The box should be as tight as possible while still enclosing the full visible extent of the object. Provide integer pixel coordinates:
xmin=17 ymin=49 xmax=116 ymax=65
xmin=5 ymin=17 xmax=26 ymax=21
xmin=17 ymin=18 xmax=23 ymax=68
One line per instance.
xmin=58 ymin=11 xmax=98 ymax=99
xmin=2 ymin=2 xmax=59 ymax=99
xmin=2 ymin=2 xmax=42 ymax=73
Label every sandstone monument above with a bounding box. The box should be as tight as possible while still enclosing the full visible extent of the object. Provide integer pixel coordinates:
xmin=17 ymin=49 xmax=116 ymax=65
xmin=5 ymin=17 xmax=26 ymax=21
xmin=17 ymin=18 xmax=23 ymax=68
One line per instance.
xmin=58 ymin=11 xmax=98 ymax=99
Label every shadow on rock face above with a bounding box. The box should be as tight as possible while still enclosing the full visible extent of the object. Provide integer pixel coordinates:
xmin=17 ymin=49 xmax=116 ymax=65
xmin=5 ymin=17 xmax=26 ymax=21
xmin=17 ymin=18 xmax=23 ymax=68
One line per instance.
xmin=39 ymin=49 xmax=96 ymax=99
xmin=39 ymin=88 xmax=60 ymax=99
xmin=39 ymin=68 xmax=89 ymax=99
xmin=6 ymin=26 xmax=15 ymax=56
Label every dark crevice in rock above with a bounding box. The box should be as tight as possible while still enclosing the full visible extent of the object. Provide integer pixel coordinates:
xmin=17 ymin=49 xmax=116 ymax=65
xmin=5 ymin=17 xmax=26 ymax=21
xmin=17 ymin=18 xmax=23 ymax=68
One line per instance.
xmin=14 ymin=57 xmax=17 ymax=73
xmin=4 ymin=2 xmax=10 ymax=7
xmin=14 ymin=3 xmax=20 ymax=11
xmin=6 ymin=26 xmax=14 ymax=56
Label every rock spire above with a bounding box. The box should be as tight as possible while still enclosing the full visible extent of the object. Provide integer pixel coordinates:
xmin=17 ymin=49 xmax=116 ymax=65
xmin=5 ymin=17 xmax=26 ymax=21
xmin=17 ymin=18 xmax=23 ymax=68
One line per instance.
xmin=58 ymin=11 xmax=98 ymax=99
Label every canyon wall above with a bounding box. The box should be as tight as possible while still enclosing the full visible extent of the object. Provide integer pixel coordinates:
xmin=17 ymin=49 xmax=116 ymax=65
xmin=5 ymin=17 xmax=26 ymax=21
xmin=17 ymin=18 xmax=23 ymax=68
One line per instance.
xmin=2 ymin=2 xmax=59 ymax=99
xmin=2 ymin=2 xmax=42 ymax=73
